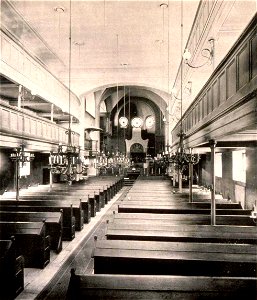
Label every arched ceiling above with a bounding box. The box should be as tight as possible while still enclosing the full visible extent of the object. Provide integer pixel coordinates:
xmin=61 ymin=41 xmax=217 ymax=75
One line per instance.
xmin=97 ymin=85 xmax=169 ymax=115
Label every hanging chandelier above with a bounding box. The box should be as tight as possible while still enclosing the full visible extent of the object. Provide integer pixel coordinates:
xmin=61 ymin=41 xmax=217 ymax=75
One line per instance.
xmin=97 ymin=150 xmax=131 ymax=170
xmin=48 ymin=0 xmax=88 ymax=184
xmin=168 ymin=0 xmax=200 ymax=171
xmin=169 ymin=132 xmax=200 ymax=171
xmin=49 ymin=128 xmax=88 ymax=182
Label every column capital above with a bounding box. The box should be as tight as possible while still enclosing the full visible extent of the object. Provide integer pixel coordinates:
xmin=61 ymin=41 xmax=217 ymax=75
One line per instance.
xmin=209 ymin=139 xmax=217 ymax=148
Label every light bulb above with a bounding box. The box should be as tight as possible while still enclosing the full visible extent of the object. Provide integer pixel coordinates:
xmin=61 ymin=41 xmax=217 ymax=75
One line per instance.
xmin=183 ymin=49 xmax=191 ymax=60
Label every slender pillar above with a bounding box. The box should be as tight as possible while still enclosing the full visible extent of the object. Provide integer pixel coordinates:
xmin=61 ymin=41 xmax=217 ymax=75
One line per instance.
xmin=173 ymin=166 xmax=176 ymax=187
xmin=209 ymin=139 xmax=217 ymax=225
xmin=189 ymin=162 xmax=193 ymax=202
xmin=49 ymin=169 xmax=53 ymax=190
xmin=15 ymin=161 xmax=20 ymax=201
xmin=179 ymin=169 xmax=182 ymax=193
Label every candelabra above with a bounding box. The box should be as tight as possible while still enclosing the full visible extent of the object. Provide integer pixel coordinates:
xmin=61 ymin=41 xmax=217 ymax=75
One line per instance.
xmin=10 ymin=144 xmax=35 ymax=200
xmin=10 ymin=144 xmax=35 ymax=165
xmin=96 ymin=150 xmax=131 ymax=175
xmin=169 ymin=132 xmax=200 ymax=171
xmin=49 ymin=128 xmax=88 ymax=184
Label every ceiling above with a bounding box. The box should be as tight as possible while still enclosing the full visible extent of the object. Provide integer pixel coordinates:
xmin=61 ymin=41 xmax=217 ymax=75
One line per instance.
xmin=0 ymin=0 xmax=256 ymax=125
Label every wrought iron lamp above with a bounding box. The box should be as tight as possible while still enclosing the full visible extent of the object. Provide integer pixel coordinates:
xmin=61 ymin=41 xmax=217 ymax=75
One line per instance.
xmin=10 ymin=143 xmax=35 ymax=200
xmin=49 ymin=130 xmax=88 ymax=183
xmin=168 ymin=0 xmax=200 ymax=180
xmin=169 ymin=132 xmax=200 ymax=171
xmin=10 ymin=144 xmax=35 ymax=165
xmin=49 ymin=0 xmax=87 ymax=184
xmin=183 ymin=38 xmax=215 ymax=69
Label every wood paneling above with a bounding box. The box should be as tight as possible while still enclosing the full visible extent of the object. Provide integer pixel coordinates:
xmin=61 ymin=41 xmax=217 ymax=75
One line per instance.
xmin=213 ymin=79 xmax=219 ymax=109
xmin=171 ymin=15 xmax=256 ymax=147
xmin=207 ymin=87 xmax=212 ymax=114
xmin=219 ymin=71 xmax=226 ymax=103
xmin=238 ymin=43 xmax=249 ymax=89
xmin=226 ymin=59 xmax=237 ymax=99
xmin=250 ymin=34 xmax=257 ymax=79
xmin=0 ymin=103 xmax=80 ymax=146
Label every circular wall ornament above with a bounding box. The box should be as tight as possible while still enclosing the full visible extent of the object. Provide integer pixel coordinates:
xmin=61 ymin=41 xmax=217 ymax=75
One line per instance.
xmin=145 ymin=116 xmax=155 ymax=128
xmin=119 ymin=117 xmax=128 ymax=128
xmin=131 ymin=117 xmax=143 ymax=128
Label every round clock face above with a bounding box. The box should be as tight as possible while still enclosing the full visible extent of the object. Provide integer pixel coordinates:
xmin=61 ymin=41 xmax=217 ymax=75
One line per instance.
xmin=145 ymin=116 xmax=155 ymax=128
xmin=119 ymin=117 xmax=128 ymax=128
xmin=131 ymin=117 xmax=143 ymax=128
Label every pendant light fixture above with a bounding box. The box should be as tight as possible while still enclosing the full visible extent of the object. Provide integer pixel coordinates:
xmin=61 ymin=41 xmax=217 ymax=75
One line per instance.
xmin=169 ymin=0 xmax=200 ymax=171
xmin=49 ymin=0 xmax=88 ymax=185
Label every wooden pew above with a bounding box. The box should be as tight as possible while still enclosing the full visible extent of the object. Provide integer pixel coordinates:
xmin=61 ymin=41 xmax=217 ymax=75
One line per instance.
xmin=66 ymin=271 xmax=257 ymax=300
xmin=120 ymin=200 xmax=242 ymax=209
xmin=54 ymin=182 xmax=112 ymax=203
xmin=93 ymin=239 xmax=257 ymax=277
xmin=0 ymin=199 xmax=83 ymax=232
xmin=126 ymin=194 xmax=229 ymax=202
xmin=21 ymin=188 xmax=99 ymax=215
xmin=18 ymin=193 xmax=93 ymax=221
xmin=112 ymin=212 xmax=256 ymax=226
xmin=0 ymin=237 xmax=24 ymax=299
xmin=0 ymin=221 xmax=50 ymax=268
xmin=0 ymin=211 xmax=63 ymax=253
xmin=106 ymin=223 xmax=257 ymax=244
xmin=22 ymin=188 xmax=102 ymax=215
xmin=118 ymin=204 xmax=251 ymax=215
xmin=0 ymin=205 xmax=75 ymax=241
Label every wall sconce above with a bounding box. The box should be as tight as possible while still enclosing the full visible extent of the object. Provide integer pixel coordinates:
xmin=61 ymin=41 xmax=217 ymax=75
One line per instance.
xmin=183 ymin=38 xmax=215 ymax=69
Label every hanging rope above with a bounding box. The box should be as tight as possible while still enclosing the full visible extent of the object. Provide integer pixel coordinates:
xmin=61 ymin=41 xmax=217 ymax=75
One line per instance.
xmin=180 ymin=0 xmax=184 ymax=135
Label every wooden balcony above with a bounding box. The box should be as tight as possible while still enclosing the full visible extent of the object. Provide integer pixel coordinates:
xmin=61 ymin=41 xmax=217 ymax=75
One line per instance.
xmin=171 ymin=15 xmax=257 ymax=149
xmin=0 ymin=100 xmax=80 ymax=151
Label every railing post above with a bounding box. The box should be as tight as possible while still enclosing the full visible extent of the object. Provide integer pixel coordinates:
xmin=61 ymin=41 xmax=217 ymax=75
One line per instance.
xmin=189 ymin=162 xmax=193 ymax=202
xmin=15 ymin=160 xmax=20 ymax=201
xmin=179 ymin=169 xmax=182 ymax=193
xmin=209 ymin=139 xmax=217 ymax=225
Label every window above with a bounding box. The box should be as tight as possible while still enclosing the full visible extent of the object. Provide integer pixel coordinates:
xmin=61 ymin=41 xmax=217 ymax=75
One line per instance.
xmin=215 ymin=153 xmax=222 ymax=177
xmin=232 ymin=150 xmax=246 ymax=183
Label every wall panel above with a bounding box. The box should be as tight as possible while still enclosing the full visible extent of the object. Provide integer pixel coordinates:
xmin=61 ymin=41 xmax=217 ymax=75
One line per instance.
xmin=212 ymin=79 xmax=219 ymax=109
xmin=250 ymin=34 xmax=257 ymax=79
xmin=238 ymin=43 xmax=249 ymax=89
xmin=219 ymin=71 xmax=226 ymax=103
xmin=226 ymin=59 xmax=236 ymax=98
xmin=207 ymin=87 xmax=212 ymax=114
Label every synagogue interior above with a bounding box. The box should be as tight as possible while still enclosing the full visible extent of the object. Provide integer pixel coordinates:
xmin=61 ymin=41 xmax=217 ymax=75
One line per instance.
xmin=0 ymin=0 xmax=257 ymax=299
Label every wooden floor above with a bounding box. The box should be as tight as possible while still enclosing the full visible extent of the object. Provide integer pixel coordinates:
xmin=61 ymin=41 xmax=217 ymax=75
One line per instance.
xmin=15 ymin=186 xmax=129 ymax=300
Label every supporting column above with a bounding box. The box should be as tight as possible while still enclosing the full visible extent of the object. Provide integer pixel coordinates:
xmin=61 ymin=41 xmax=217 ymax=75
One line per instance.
xmin=172 ymin=166 xmax=176 ymax=187
xmin=189 ymin=162 xmax=193 ymax=202
xmin=178 ymin=169 xmax=182 ymax=193
xmin=209 ymin=139 xmax=217 ymax=225
xmin=49 ymin=169 xmax=53 ymax=190
xmin=15 ymin=161 xmax=20 ymax=201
